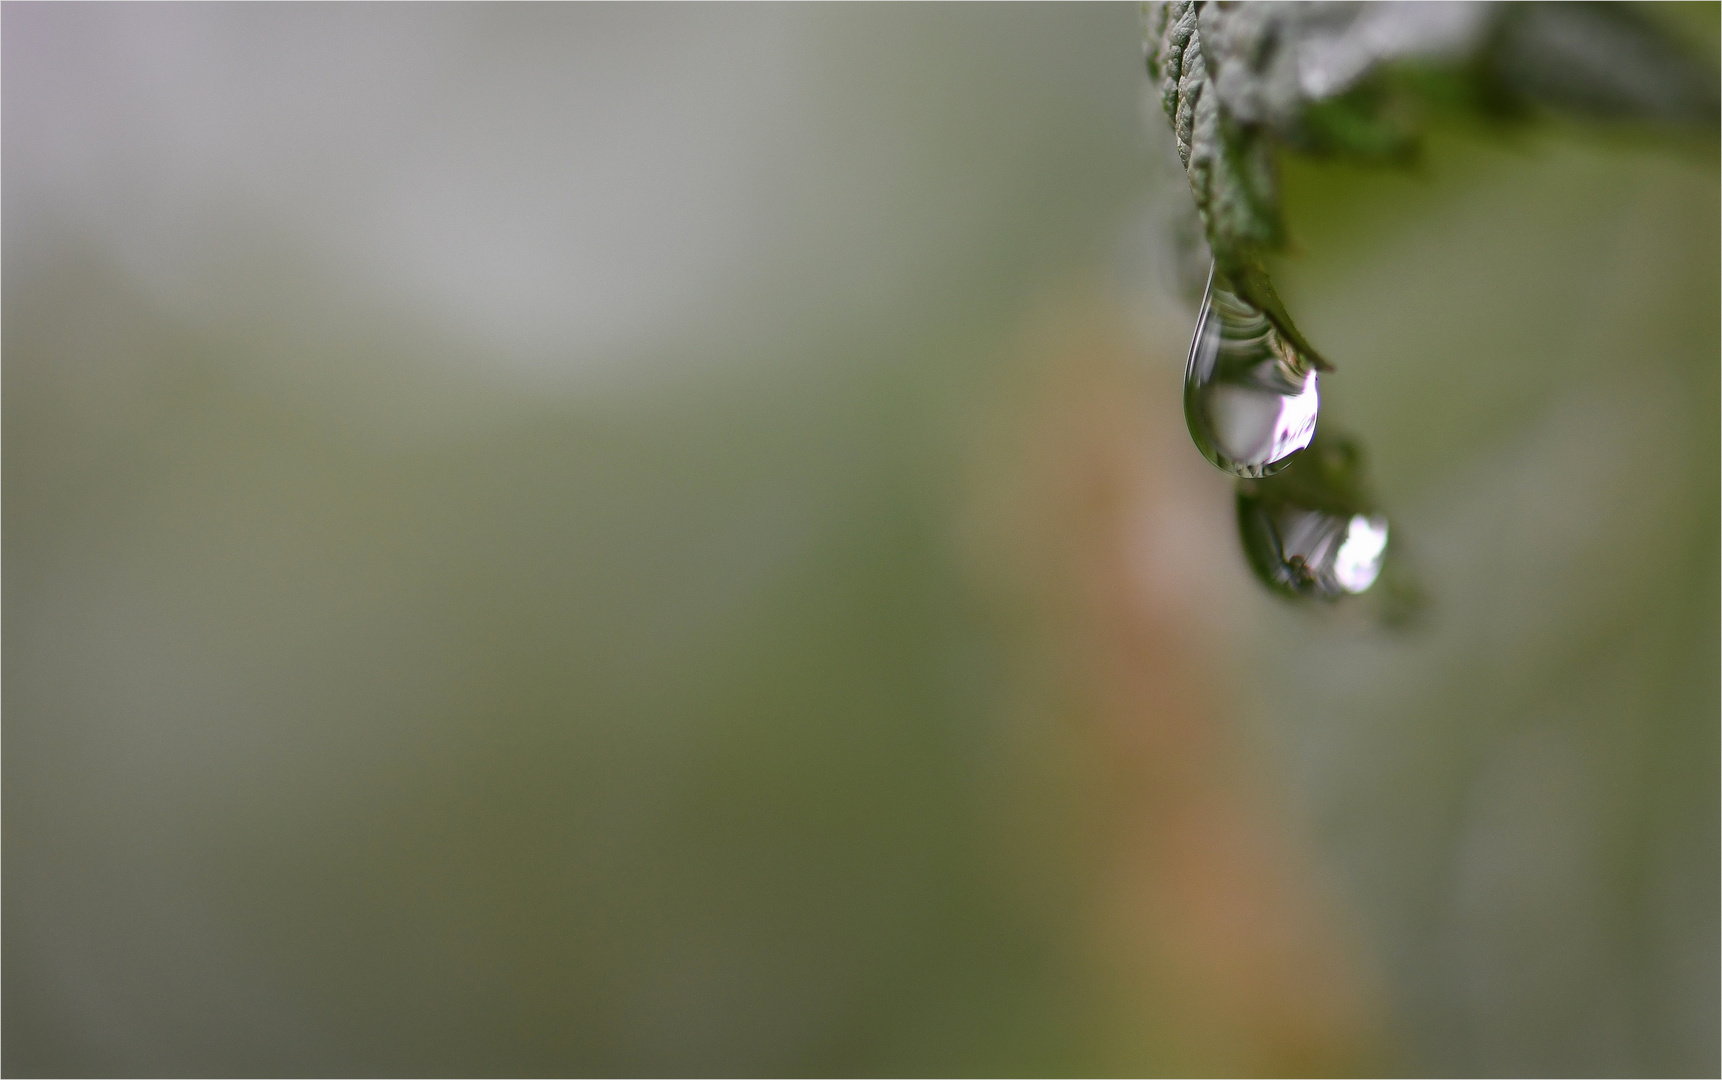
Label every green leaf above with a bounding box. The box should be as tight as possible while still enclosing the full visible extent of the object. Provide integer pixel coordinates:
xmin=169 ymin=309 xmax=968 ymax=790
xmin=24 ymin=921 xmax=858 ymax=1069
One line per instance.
xmin=1143 ymin=0 xmax=1718 ymax=368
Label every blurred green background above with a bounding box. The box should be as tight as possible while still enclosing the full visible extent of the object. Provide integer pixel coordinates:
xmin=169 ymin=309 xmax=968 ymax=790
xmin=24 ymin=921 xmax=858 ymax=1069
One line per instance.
xmin=4 ymin=4 xmax=1716 ymax=1076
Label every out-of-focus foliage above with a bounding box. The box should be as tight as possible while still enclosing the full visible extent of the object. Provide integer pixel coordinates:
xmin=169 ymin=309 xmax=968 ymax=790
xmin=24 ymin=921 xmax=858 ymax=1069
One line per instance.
xmin=4 ymin=5 xmax=1717 ymax=1078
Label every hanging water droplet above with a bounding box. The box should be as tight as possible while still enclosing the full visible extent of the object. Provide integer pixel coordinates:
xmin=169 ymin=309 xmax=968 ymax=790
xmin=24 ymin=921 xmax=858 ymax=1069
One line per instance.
xmin=1184 ymin=264 xmax=1320 ymax=477
xmin=1239 ymin=499 xmax=1389 ymax=598
xmin=1236 ymin=434 xmax=1389 ymax=600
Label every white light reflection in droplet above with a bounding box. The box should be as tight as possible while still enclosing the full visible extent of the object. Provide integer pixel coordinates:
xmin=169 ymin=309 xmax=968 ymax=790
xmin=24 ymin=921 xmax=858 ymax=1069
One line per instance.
xmin=1333 ymin=514 xmax=1389 ymax=593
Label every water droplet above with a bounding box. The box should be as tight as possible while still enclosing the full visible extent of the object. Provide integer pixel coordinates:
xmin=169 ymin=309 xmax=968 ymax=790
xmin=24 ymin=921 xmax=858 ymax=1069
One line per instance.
xmin=1236 ymin=434 xmax=1389 ymax=600
xmin=1184 ymin=264 xmax=1320 ymax=477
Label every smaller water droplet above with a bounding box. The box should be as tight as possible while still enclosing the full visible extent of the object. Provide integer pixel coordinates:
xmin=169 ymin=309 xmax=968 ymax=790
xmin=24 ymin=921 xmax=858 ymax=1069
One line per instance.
xmin=1184 ymin=263 xmax=1320 ymax=477
xmin=1236 ymin=434 xmax=1389 ymax=600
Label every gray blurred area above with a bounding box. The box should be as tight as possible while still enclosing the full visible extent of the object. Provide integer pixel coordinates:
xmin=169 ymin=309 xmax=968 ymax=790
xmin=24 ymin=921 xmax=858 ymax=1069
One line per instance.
xmin=4 ymin=4 xmax=1716 ymax=1077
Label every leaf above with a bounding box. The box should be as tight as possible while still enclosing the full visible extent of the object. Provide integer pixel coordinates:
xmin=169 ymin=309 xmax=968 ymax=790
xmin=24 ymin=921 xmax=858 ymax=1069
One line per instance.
xmin=1142 ymin=0 xmax=1718 ymax=368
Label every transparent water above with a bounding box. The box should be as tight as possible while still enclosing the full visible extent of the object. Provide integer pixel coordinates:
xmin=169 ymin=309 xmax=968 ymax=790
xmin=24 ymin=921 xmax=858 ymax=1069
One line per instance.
xmin=1184 ymin=265 xmax=1320 ymax=477
xmin=1235 ymin=435 xmax=1389 ymax=600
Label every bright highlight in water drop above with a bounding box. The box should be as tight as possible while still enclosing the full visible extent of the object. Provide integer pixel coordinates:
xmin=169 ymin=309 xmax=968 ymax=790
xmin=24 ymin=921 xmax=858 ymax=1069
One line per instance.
xmin=1332 ymin=514 xmax=1389 ymax=593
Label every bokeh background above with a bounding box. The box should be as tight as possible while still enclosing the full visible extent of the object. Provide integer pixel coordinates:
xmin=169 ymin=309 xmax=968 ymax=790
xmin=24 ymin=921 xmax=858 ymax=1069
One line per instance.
xmin=4 ymin=4 xmax=1716 ymax=1076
